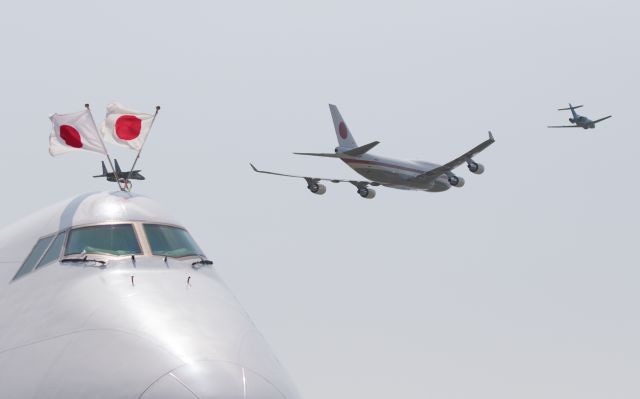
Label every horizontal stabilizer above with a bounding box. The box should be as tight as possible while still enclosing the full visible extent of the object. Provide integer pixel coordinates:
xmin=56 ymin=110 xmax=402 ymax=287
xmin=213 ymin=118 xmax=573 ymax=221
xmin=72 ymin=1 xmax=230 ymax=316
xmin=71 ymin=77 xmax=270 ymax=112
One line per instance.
xmin=558 ymin=105 xmax=583 ymax=111
xmin=343 ymin=141 xmax=380 ymax=155
xmin=292 ymin=152 xmax=348 ymax=158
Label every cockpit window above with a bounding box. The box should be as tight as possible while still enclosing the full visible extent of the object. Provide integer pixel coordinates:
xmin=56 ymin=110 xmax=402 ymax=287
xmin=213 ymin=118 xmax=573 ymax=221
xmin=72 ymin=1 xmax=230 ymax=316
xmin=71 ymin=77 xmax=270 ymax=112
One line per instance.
xmin=65 ymin=224 xmax=141 ymax=256
xmin=14 ymin=235 xmax=54 ymax=280
xmin=144 ymin=224 xmax=204 ymax=258
xmin=37 ymin=232 xmax=66 ymax=268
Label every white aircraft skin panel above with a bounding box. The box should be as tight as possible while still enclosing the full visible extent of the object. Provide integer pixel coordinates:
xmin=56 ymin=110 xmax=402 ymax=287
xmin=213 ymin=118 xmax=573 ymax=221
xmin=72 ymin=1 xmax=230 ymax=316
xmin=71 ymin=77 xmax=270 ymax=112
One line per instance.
xmin=340 ymin=154 xmax=451 ymax=191
xmin=0 ymin=192 xmax=301 ymax=399
xmin=138 ymin=373 xmax=199 ymax=398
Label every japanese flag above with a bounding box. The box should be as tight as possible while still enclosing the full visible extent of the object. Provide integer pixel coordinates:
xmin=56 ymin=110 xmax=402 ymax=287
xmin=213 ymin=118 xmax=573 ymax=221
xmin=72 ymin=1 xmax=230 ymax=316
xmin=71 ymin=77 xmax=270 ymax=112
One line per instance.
xmin=101 ymin=102 xmax=154 ymax=151
xmin=49 ymin=109 xmax=107 ymax=156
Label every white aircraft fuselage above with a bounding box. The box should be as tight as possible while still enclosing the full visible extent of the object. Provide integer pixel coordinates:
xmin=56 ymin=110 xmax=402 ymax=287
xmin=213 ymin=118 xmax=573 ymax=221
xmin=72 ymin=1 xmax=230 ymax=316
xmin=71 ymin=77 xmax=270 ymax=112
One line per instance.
xmin=569 ymin=114 xmax=597 ymax=129
xmin=0 ymin=192 xmax=300 ymax=398
xmin=338 ymin=152 xmax=451 ymax=191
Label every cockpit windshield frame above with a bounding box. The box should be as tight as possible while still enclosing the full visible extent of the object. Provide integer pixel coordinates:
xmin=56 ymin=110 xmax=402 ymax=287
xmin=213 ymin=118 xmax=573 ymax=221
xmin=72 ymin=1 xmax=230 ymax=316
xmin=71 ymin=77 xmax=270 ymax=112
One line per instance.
xmin=64 ymin=223 xmax=143 ymax=257
xmin=142 ymin=223 xmax=205 ymax=259
xmin=11 ymin=221 xmax=206 ymax=283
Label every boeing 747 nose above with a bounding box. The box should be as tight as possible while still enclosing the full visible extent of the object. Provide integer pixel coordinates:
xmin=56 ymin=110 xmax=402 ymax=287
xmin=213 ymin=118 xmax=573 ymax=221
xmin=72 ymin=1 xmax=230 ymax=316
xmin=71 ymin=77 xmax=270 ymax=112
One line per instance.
xmin=0 ymin=192 xmax=300 ymax=399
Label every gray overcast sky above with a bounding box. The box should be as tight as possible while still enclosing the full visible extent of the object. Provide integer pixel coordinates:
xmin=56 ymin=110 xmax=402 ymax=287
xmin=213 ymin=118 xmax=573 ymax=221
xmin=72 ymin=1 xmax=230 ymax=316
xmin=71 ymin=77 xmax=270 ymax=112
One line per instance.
xmin=1 ymin=0 xmax=639 ymax=397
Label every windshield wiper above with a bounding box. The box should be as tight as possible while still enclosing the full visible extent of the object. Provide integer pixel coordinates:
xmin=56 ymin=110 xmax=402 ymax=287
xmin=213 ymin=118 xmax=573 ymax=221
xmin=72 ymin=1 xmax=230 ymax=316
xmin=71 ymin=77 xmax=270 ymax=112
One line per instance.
xmin=192 ymin=258 xmax=213 ymax=268
xmin=60 ymin=256 xmax=106 ymax=266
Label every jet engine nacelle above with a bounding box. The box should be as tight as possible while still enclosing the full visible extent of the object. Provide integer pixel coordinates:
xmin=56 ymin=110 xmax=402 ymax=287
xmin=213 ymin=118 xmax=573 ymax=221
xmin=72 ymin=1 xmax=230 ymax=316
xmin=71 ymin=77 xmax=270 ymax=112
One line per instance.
xmin=357 ymin=187 xmax=376 ymax=199
xmin=448 ymin=176 xmax=465 ymax=187
xmin=569 ymin=118 xmax=575 ymax=123
xmin=467 ymin=162 xmax=485 ymax=174
xmin=308 ymin=183 xmax=327 ymax=195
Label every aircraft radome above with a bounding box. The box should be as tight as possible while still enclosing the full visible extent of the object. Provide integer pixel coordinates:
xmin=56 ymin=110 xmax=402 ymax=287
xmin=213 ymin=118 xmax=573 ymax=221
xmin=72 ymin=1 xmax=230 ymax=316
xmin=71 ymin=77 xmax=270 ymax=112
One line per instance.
xmin=251 ymin=104 xmax=496 ymax=198
xmin=0 ymin=191 xmax=300 ymax=398
xmin=548 ymin=103 xmax=612 ymax=129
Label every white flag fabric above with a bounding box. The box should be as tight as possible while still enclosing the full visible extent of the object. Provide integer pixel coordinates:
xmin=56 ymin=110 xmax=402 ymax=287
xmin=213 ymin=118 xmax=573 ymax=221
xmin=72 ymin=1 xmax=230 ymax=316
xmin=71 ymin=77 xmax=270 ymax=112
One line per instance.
xmin=101 ymin=102 xmax=154 ymax=151
xmin=49 ymin=109 xmax=107 ymax=156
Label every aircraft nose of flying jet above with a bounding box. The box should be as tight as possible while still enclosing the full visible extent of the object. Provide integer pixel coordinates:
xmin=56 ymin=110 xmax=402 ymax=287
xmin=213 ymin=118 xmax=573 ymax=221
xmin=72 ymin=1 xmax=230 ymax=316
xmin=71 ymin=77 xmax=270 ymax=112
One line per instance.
xmin=140 ymin=361 xmax=287 ymax=398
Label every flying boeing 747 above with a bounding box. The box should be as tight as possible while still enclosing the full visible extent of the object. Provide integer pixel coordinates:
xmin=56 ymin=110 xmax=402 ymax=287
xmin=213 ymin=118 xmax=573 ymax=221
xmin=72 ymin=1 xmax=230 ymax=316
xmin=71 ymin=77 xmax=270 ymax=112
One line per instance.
xmin=251 ymin=104 xmax=495 ymax=198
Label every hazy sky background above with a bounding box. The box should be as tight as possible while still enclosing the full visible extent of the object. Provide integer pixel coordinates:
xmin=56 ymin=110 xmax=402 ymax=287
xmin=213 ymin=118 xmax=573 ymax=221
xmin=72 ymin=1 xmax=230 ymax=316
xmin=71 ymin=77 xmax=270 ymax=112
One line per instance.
xmin=0 ymin=0 xmax=638 ymax=397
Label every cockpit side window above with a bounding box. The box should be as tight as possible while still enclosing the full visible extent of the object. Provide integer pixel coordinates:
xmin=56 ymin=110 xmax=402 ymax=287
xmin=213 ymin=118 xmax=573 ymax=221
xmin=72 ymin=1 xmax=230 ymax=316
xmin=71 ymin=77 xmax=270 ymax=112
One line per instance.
xmin=37 ymin=232 xmax=66 ymax=268
xmin=14 ymin=235 xmax=54 ymax=280
xmin=65 ymin=224 xmax=141 ymax=256
xmin=143 ymin=224 xmax=204 ymax=258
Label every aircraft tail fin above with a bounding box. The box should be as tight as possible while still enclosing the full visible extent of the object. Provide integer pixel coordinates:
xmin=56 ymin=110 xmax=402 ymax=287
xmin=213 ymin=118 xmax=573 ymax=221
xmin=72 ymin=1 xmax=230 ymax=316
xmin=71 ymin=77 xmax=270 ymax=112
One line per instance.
xmin=114 ymin=159 xmax=122 ymax=175
xmin=329 ymin=104 xmax=358 ymax=149
xmin=93 ymin=161 xmax=109 ymax=178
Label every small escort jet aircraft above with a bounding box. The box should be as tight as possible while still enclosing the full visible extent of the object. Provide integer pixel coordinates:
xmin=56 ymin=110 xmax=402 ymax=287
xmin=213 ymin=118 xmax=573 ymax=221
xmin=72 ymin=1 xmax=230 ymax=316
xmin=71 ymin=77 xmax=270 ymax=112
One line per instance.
xmin=93 ymin=159 xmax=145 ymax=183
xmin=251 ymin=104 xmax=495 ymax=198
xmin=0 ymin=191 xmax=301 ymax=398
xmin=548 ymin=104 xmax=612 ymax=129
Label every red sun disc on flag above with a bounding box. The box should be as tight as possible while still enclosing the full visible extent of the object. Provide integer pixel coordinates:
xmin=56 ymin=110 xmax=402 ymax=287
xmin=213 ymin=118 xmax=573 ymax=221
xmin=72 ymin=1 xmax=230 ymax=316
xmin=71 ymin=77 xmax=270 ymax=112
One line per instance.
xmin=115 ymin=115 xmax=142 ymax=140
xmin=59 ymin=125 xmax=83 ymax=148
xmin=338 ymin=122 xmax=348 ymax=139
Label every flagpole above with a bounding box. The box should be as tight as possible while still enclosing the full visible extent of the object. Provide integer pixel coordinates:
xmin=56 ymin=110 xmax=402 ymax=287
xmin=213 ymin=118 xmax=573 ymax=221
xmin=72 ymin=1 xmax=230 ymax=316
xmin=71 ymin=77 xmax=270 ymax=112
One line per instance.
xmin=126 ymin=105 xmax=160 ymax=185
xmin=85 ymin=104 xmax=124 ymax=191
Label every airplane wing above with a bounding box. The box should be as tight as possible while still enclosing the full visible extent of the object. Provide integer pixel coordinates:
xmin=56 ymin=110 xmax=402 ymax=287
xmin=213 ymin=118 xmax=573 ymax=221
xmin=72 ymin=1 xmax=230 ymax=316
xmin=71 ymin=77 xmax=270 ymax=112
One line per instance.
xmin=412 ymin=132 xmax=495 ymax=181
xmin=547 ymin=125 xmax=580 ymax=128
xmin=593 ymin=115 xmax=612 ymax=124
xmin=250 ymin=163 xmax=379 ymax=187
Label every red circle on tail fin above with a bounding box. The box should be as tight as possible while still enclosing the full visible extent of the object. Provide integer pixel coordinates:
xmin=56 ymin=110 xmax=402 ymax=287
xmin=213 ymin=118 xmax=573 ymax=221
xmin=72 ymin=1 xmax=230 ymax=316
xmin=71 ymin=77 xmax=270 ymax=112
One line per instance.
xmin=338 ymin=122 xmax=348 ymax=139
xmin=59 ymin=125 xmax=83 ymax=148
xmin=115 ymin=115 xmax=142 ymax=140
